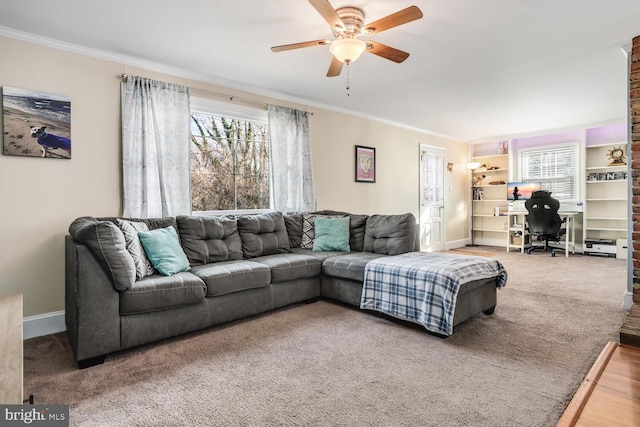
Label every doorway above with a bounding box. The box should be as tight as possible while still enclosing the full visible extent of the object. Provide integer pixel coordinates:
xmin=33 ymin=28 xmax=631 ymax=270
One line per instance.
xmin=419 ymin=144 xmax=445 ymax=252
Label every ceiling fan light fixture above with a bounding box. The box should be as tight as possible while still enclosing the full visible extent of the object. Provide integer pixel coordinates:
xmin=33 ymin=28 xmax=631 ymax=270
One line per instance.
xmin=329 ymin=38 xmax=366 ymax=63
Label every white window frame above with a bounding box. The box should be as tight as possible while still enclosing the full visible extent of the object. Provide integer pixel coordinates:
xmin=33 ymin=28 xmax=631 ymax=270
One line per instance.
xmin=517 ymin=142 xmax=580 ymax=206
xmin=190 ymin=97 xmax=272 ymax=216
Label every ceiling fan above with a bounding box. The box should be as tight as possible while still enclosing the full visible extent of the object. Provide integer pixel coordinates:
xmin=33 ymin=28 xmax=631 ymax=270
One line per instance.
xmin=271 ymin=0 xmax=423 ymax=77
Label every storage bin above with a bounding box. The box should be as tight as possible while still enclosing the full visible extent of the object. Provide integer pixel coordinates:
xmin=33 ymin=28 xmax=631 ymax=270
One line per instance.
xmin=511 ymin=235 xmax=529 ymax=245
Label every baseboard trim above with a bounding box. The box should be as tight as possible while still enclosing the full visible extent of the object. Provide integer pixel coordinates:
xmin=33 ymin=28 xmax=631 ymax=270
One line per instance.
xmin=23 ymin=310 xmax=66 ymax=340
xmin=624 ymin=291 xmax=634 ymax=310
xmin=444 ymin=239 xmax=469 ymax=250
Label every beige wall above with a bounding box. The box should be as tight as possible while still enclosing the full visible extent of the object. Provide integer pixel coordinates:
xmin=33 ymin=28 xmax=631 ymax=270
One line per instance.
xmin=0 ymin=35 xmax=469 ymax=317
xmin=310 ymin=111 xmax=469 ymax=237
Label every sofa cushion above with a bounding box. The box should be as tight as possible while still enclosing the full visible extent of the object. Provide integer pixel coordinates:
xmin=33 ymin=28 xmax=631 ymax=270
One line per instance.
xmin=251 ymin=253 xmax=322 ymax=283
xmin=289 ymin=247 xmax=347 ymax=261
xmin=313 ymin=210 xmax=368 ymax=252
xmin=313 ymin=217 xmax=350 ymax=252
xmin=190 ymin=260 xmax=271 ymax=297
xmin=283 ymin=213 xmax=303 ymax=248
xmin=322 ymin=252 xmax=387 ymax=282
xmin=69 ymin=216 xmax=136 ymax=291
xmin=115 ymin=219 xmax=156 ymax=279
xmin=346 ymin=214 xmax=368 ymax=252
xmin=119 ymin=271 xmax=206 ymax=315
xmin=138 ymin=226 xmax=191 ymax=276
xmin=177 ymin=215 xmax=243 ymax=266
xmin=237 ymin=212 xmax=290 ymax=258
xmin=300 ymin=213 xmax=345 ymax=249
xmin=363 ymin=213 xmax=417 ymax=256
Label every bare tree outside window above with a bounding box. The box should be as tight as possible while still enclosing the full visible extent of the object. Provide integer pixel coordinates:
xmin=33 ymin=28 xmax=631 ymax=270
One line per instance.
xmin=190 ymin=112 xmax=270 ymax=211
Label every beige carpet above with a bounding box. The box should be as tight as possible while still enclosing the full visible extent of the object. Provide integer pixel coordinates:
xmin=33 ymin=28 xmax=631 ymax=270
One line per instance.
xmin=23 ymin=250 xmax=627 ymax=426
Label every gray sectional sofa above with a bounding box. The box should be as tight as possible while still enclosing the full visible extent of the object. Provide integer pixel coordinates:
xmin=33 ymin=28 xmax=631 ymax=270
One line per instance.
xmin=65 ymin=210 xmax=499 ymax=368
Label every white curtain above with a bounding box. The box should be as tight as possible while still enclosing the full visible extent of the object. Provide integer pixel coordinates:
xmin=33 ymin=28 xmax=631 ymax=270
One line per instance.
xmin=121 ymin=76 xmax=191 ymax=218
xmin=268 ymin=105 xmax=316 ymax=212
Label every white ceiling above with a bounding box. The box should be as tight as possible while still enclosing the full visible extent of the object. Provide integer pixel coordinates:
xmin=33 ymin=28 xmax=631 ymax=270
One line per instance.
xmin=1 ymin=0 xmax=639 ymax=142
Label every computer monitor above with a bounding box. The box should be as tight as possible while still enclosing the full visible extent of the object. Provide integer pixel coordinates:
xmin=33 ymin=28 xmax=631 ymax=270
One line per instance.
xmin=507 ymin=181 xmax=542 ymax=201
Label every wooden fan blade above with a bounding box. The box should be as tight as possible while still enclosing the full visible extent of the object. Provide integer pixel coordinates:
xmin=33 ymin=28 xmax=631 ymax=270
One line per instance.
xmin=327 ymin=56 xmax=343 ymax=77
xmin=363 ymin=6 xmax=423 ymax=35
xmin=309 ymin=0 xmax=345 ymax=31
xmin=365 ymin=41 xmax=410 ymax=63
xmin=271 ymin=40 xmax=330 ymax=52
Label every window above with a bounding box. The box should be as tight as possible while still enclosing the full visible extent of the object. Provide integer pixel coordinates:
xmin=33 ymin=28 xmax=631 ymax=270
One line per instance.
xmin=518 ymin=143 xmax=578 ymax=201
xmin=190 ymin=98 xmax=270 ymax=212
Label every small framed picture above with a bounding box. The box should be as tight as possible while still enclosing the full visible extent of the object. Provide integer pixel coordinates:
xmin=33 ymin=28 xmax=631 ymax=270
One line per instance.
xmin=355 ymin=145 xmax=376 ymax=183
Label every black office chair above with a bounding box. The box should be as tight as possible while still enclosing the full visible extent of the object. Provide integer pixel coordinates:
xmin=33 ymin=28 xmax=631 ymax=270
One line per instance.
xmin=524 ymin=190 xmax=566 ymax=257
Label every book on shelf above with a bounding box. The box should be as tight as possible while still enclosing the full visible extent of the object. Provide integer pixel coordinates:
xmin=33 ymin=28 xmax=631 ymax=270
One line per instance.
xmin=494 ymin=206 xmax=508 ymax=216
xmin=472 ymin=188 xmax=484 ymax=200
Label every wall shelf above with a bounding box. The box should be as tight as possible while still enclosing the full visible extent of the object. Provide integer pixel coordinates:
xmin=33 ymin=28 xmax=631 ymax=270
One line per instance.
xmin=587 ymin=217 xmax=626 ymax=221
xmin=586 ymin=142 xmax=627 ymax=148
xmin=584 ymin=142 xmax=628 ymax=246
xmin=585 ymin=227 xmax=627 ymax=232
xmin=586 ymin=166 xmax=627 ymax=171
xmin=469 ymin=151 xmax=509 ymax=246
xmin=470 ymin=153 xmax=509 ymax=161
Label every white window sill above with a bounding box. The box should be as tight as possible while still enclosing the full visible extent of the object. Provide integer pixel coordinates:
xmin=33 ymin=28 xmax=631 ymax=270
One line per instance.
xmin=193 ymin=209 xmax=272 ymax=217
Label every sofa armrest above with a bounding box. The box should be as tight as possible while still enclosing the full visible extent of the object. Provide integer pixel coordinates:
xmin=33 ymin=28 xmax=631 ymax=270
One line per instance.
xmin=65 ymin=236 xmax=121 ymax=362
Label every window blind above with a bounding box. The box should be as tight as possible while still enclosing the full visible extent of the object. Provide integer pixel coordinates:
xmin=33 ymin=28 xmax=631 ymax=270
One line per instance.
xmin=520 ymin=144 xmax=577 ymax=200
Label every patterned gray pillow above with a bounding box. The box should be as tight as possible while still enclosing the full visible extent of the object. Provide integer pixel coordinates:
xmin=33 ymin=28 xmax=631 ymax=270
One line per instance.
xmin=116 ymin=219 xmax=155 ymax=279
xmin=300 ymin=213 xmax=345 ymax=249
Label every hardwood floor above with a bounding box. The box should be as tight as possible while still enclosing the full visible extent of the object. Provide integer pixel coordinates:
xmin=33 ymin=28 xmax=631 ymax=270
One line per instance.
xmin=557 ymin=342 xmax=640 ymax=426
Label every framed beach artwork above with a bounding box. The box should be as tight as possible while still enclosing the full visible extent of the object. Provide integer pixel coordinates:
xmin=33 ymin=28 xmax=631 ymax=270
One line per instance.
xmin=2 ymin=86 xmax=71 ymax=159
xmin=355 ymin=145 xmax=376 ymax=183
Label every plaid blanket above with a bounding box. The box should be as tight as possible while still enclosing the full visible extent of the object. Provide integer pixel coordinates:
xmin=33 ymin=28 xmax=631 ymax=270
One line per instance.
xmin=360 ymin=252 xmax=507 ymax=336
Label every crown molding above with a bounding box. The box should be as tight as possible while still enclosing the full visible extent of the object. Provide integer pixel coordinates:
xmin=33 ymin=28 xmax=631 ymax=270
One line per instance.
xmin=0 ymin=25 xmax=462 ymax=142
xmin=0 ymin=25 xmax=284 ymax=99
xmin=468 ymin=116 xmax=627 ymax=145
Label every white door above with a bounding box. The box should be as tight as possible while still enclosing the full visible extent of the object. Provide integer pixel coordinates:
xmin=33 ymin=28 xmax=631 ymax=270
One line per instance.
xmin=419 ymin=145 xmax=445 ymax=252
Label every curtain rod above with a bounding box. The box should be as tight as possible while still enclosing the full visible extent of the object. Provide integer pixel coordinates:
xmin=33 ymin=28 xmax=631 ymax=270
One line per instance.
xmin=121 ymin=74 xmax=313 ymax=116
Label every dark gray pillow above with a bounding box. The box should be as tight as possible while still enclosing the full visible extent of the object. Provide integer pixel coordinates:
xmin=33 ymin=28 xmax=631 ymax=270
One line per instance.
xmin=69 ymin=217 xmax=136 ymax=291
xmin=237 ymin=212 xmax=290 ymax=258
xmin=176 ymin=215 xmax=243 ymax=266
xmin=363 ymin=213 xmax=417 ymax=256
xmin=283 ymin=214 xmax=303 ymax=248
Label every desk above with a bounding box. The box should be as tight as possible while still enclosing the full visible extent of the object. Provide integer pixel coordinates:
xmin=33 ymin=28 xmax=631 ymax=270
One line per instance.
xmin=506 ymin=211 xmax=578 ymax=257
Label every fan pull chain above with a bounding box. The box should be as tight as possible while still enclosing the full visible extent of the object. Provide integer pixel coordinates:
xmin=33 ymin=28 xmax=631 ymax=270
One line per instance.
xmin=346 ymin=60 xmax=351 ymax=96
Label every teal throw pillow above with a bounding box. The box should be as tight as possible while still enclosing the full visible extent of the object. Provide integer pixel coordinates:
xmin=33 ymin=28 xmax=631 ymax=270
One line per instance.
xmin=138 ymin=226 xmax=190 ymax=276
xmin=313 ymin=217 xmax=351 ymax=252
